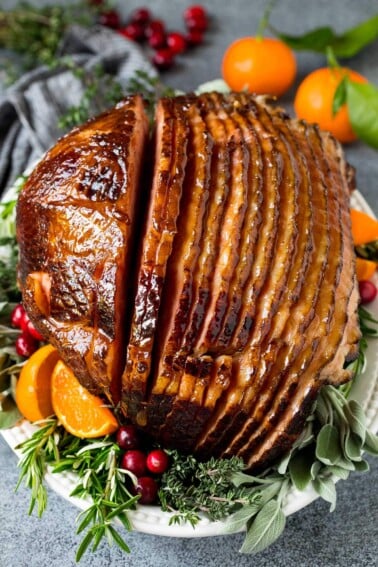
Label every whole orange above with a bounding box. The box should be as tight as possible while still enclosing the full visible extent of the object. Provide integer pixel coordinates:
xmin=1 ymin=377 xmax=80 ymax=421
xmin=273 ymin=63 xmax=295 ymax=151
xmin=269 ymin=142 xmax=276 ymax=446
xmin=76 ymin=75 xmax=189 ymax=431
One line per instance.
xmin=222 ymin=37 xmax=297 ymax=97
xmin=294 ymin=67 xmax=368 ymax=143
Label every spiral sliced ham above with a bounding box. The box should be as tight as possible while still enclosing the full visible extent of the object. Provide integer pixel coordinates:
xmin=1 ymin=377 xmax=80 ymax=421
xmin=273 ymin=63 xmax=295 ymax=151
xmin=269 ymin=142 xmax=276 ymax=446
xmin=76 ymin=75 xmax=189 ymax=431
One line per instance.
xmin=17 ymin=92 xmax=361 ymax=471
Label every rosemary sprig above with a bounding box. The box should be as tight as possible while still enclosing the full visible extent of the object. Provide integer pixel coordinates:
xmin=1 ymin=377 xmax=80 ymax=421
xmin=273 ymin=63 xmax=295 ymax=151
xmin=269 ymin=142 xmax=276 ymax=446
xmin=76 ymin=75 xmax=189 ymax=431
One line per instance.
xmin=52 ymin=436 xmax=139 ymax=560
xmin=15 ymin=418 xmax=61 ymax=516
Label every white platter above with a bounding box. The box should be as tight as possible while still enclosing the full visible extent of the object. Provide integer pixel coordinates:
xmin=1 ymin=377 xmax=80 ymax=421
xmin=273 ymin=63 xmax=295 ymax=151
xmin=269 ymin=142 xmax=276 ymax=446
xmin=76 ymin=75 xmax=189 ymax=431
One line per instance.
xmin=1 ymin=186 xmax=378 ymax=538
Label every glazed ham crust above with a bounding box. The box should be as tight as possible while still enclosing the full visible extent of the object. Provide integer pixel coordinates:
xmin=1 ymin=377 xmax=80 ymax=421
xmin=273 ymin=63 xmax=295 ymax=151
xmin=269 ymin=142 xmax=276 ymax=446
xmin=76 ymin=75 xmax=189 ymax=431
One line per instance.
xmin=17 ymin=92 xmax=361 ymax=471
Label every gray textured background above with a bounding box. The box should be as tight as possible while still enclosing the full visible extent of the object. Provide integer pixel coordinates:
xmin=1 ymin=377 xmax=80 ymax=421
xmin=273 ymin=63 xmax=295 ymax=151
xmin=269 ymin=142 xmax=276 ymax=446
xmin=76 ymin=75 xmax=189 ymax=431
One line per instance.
xmin=1 ymin=1 xmax=378 ymax=566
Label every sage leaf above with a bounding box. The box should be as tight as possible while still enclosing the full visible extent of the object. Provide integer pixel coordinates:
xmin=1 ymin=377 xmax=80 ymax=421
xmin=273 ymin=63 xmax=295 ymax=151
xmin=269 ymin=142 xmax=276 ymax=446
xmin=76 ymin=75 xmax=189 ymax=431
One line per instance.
xmin=346 ymin=81 xmax=378 ymax=149
xmin=326 ymin=465 xmax=350 ymax=481
xmin=310 ymin=460 xmax=322 ymax=480
xmin=334 ymin=456 xmax=355 ymax=472
xmin=240 ymin=499 xmax=286 ymax=554
xmin=353 ymin=459 xmax=370 ymax=472
xmin=364 ymin=429 xmax=378 ymax=456
xmin=333 ymin=77 xmax=348 ymax=116
xmin=316 ymin=424 xmax=342 ymax=465
xmin=343 ymin=400 xmax=366 ymax=443
xmin=315 ymin=393 xmax=330 ymax=425
xmin=312 ymin=476 xmax=337 ymax=512
xmin=344 ymin=431 xmax=363 ymax=461
xmin=0 ymin=394 xmax=21 ymax=429
xmin=224 ymin=504 xmax=261 ymax=533
xmin=288 ymin=446 xmax=314 ymax=491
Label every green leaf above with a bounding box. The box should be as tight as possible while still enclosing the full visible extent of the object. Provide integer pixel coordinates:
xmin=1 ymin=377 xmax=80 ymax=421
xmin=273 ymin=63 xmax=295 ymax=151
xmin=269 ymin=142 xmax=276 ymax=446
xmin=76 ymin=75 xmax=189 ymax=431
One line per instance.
xmin=344 ymin=431 xmax=363 ymax=461
xmin=346 ymin=80 xmax=378 ymax=149
xmin=272 ymin=14 xmax=378 ymax=58
xmin=106 ymin=525 xmax=131 ymax=553
xmin=310 ymin=460 xmax=322 ymax=480
xmin=364 ymin=429 xmax=378 ymax=455
xmin=343 ymin=400 xmax=366 ymax=443
xmin=331 ymin=15 xmax=378 ymax=58
xmin=353 ymin=459 xmax=370 ymax=472
xmin=240 ymin=499 xmax=286 ymax=554
xmin=312 ymin=476 xmax=337 ymax=512
xmin=0 ymin=394 xmax=22 ymax=429
xmin=326 ymin=465 xmax=350 ymax=480
xmin=316 ymin=424 xmax=342 ymax=465
xmin=288 ymin=446 xmax=314 ymax=491
xmin=273 ymin=26 xmax=336 ymax=52
xmin=334 ymin=456 xmax=355 ymax=471
xmin=76 ymin=530 xmax=95 ymax=562
xmin=333 ymin=77 xmax=348 ymax=115
xmin=224 ymin=504 xmax=261 ymax=534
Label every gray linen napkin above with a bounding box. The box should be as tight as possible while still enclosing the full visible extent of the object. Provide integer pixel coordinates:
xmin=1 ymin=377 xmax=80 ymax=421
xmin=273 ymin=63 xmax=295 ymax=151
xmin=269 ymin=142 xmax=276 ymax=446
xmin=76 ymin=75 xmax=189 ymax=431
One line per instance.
xmin=0 ymin=24 xmax=157 ymax=198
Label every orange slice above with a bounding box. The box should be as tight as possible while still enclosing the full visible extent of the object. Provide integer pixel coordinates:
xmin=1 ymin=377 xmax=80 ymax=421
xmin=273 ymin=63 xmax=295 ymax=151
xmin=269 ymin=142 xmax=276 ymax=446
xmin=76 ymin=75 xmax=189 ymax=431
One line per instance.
xmin=15 ymin=344 xmax=60 ymax=422
xmin=51 ymin=360 xmax=118 ymax=438
xmin=355 ymin=257 xmax=377 ymax=281
xmin=350 ymin=208 xmax=378 ymax=246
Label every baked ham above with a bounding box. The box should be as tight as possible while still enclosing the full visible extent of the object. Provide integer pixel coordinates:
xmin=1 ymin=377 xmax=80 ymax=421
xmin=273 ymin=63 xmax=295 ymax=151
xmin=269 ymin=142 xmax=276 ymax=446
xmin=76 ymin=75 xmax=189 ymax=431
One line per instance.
xmin=16 ymin=92 xmax=361 ymax=471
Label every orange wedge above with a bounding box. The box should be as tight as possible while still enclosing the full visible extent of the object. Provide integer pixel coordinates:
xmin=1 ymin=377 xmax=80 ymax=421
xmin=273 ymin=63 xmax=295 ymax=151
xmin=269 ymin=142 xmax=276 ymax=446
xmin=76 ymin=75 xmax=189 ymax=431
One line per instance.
xmin=355 ymin=257 xmax=377 ymax=282
xmin=15 ymin=344 xmax=60 ymax=422
xmin=51 ymin=360 xmax=118 ymax=438
xmin=350 ymin=208 xmax=378 ymax=246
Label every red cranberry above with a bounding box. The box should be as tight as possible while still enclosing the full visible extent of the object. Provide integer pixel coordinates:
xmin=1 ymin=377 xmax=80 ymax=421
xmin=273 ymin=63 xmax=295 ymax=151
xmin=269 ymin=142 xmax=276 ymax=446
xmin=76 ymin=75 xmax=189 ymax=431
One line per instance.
xmin=116 ymin=425 xmax=140 ymax=450
xmin=25 ymin=320 xmax=44 ymax=342
xmin=135 ymin=476 xmax=158 ymax=504
xmin=10 ymin=304 xmax=25 ymax=328
xmin=152 ymin=48 xmax=175 ymax=70
xmin=131 ymin=7 xmax=151 ymax=24
xmin=166 ymin=32 xmax=187 ymax=54
xmin=146 ymin=449 xmax=169 ymax=474
xmin=145 ymin=19 xmax=165 ymax=39
xmin=186 ymin=15 xmax=208 ymax=32
xmin=98 ymin=10 xmax=121 ymax=29
xmin=184 ymin=5 xmax=207 ymax=21
xmin=359 ymin=280 xmax=377 ymax=304
xmin=121 ymin=450 xmax=147 ymax=477
xmin=119 ymin=22 xmax=145 ymax=42
xmin=15 ymin=333 xmax=38 ymax=358
xmin=186 ymin=29 xmax=203 ymax=46
xmin=148 ymin=30 xmax=166 ymax=49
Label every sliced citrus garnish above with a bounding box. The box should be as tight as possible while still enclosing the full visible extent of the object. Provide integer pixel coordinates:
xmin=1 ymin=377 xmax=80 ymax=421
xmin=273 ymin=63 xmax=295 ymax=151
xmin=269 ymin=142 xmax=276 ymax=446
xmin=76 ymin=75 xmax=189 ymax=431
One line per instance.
xmin=15 ymin=344 xmax=60 ymax=422
xmin=51 ymin=360 xmax=118 ymax=438
xmin=355 ymin=257 xmax=377 ymax=281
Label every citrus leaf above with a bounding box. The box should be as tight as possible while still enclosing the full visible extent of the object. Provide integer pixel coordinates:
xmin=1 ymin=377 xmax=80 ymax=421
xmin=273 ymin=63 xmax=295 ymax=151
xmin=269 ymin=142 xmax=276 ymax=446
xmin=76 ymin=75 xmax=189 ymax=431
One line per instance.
xmin=333 ymin=77 xmax=348 ymax=115
xmin=273 ymin=26 xmax=336 ymax=52
xmin=272 ymin=14 xmax=378 ymax=58
xmin=316 ymin=424 xmax=342 ymax=465
xmin=312 ymin=476 xmax=337 ymax=512
xmin=240 ymin=499 xmax=286 ymax=554
xmin=331 ymin=15 xmax=378 ymax=58
xmin=346 ymin=80 xmax=378 ymax=149
xmin=224 ymin=504 xmax=261 ymax=533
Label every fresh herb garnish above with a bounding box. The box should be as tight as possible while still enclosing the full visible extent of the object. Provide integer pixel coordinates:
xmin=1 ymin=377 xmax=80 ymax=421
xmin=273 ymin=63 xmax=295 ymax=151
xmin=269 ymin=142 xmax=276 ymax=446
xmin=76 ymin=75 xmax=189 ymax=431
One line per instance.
xmin=270 ymin=14 xmax=378 ymax=58
xmin=0 ymin=2 xmax=100 ymax=82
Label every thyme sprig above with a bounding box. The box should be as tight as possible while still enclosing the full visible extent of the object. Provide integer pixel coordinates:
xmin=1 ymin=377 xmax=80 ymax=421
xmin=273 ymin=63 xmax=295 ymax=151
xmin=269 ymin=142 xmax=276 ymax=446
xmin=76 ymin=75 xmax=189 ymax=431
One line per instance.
xmin=0 ymin=2 xmax=100 ymax=82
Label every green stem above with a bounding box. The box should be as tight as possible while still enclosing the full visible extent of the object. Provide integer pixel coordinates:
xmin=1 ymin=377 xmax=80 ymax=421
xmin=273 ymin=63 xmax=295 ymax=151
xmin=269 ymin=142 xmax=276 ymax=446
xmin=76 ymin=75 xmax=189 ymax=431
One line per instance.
xmin=256 ymin=0 xmax=278 ymax=39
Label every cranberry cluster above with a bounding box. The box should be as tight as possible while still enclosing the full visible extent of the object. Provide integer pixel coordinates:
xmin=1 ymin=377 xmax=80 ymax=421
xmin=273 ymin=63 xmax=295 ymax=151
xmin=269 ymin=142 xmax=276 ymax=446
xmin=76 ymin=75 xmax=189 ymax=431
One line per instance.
xmin=93 ymin=3 xmax=209 ymax=70
xmin=359 ymin=280 xmax=377 ymax=304
xmin=10 ymin=304 xmax=44 ymax=357
xmin=116 ymin=425 xmax=169 ymax=504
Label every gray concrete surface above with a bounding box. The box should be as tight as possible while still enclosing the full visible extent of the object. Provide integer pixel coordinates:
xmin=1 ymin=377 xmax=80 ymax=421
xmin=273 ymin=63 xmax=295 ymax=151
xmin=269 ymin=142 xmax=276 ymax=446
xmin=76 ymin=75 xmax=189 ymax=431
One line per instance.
xmin=1 ymin=1 xmax=377 ymax=566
